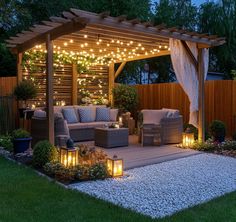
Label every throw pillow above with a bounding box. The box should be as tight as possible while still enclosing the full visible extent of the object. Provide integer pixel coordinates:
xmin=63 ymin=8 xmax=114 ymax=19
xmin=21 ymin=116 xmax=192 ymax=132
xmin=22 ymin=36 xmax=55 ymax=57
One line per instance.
xmin=96 ymin=107 xmax=110 ymax=121
xmin=110 ymin=109 xmax=118 ymax=121
xmin=78 ymin=107 xmax=93 ymax=123
xmin=62 ymin=108 xmax=78 ymax=123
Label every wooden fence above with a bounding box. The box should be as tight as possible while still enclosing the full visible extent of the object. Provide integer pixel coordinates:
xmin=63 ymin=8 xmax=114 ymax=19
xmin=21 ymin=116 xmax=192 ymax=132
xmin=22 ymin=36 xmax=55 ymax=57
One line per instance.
xmin=0 ymin=77 xmax=17 ymax=96
xmin=135 ymin=80 xmax=236 ymax=136
xmin=0 ymin=77 xmax=236 ymax=136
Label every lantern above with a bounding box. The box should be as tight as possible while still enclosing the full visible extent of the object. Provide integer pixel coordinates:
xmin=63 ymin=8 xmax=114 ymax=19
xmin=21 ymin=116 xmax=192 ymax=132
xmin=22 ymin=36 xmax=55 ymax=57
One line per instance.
xmin=107 ymin=155 xmax=123 ymax=177
xmin=118 ymin=117 xmax=123 ymax=125
xmin=182 ymin=128 xmax=195 ymax=147
xmin=60 ymin=147 xmax=78 ymax=167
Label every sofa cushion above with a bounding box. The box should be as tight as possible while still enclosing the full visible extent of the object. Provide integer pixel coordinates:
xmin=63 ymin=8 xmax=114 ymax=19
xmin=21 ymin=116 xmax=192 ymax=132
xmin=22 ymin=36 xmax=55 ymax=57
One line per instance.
xmin=68 ymin=121 xmax=115 ymax=130
xmin=78 ymin=107 xmax=94 ymax=122
xmin=162 ymin=108 xmax=180 ymax=118
xmin=142 ymin=110 xmax=168 ymax=124
xmin=110 ymin=109 xmax=118 ymax=121
xmin=96 ymin=107 xmax=110 ymax=121
xmin=62 ymin=108 xmax=78 ymax=123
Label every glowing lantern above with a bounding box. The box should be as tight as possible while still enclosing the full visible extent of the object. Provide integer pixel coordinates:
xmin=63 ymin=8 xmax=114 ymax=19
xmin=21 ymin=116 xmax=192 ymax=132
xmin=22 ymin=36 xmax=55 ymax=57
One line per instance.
xmin=60 ymin=147 xmax=78 ymax=167
xmin=182 ymin=128 xmax=195 ymax=147
xmin=107 ymin=155 xmax=123 ymax=177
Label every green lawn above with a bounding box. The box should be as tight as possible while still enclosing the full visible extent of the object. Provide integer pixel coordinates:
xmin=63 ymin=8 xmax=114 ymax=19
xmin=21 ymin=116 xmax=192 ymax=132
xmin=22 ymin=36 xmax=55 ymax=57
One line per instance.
xmin=0 ymin=156 xmax=235 ymax=222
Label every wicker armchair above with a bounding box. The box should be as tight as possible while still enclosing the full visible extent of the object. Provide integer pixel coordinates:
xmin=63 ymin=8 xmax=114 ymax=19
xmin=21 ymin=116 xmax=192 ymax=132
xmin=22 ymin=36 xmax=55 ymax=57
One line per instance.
xmin=140 ymin=109 xmax=183 ymax=144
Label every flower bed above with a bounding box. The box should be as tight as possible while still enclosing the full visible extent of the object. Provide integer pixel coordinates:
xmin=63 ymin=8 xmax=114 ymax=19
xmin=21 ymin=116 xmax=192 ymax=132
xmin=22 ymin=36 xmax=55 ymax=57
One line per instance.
xmin=179 ymin=139 xmax=236 ymax=158
xmin=0 ymin=137 xmax=110 ymax=184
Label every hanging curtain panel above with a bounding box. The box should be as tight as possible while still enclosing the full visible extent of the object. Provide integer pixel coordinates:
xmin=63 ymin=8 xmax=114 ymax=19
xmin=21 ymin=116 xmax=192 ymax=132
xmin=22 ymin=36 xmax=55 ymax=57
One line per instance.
xmin=169 ymin=39 xmax=209 ymax=127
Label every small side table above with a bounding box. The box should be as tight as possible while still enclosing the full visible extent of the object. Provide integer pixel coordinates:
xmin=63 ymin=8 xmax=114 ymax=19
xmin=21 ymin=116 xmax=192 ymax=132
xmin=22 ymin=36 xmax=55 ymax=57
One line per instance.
xmin=95 ymin=128 xmax=129 ymax=148
xmin=142 ymin=124 xmax=162 ymax=146
xmin=128 ymin=119 xmax=135 ymax=135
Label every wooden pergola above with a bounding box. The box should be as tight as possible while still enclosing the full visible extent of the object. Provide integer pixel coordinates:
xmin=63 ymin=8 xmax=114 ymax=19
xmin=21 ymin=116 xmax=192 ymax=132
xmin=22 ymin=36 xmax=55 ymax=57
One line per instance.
xmin=6 ymin=9 xmax=225 ymax=144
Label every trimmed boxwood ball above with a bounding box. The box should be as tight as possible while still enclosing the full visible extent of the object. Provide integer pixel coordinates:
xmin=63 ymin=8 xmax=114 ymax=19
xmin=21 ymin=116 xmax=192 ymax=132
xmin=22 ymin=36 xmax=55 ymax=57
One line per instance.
xmin=209 ymin=120 xmax=226 ymax=142
xmin=33 ymin=140 xmax=58 ymax=168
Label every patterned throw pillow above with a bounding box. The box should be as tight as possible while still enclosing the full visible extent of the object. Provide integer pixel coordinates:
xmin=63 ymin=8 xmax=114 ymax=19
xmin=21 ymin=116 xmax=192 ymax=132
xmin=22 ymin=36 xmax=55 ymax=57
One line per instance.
xmin=78 ymin=107 xmax=93 ymax=123
xmin=62 ymin=108 xmax=78 ymax=123
xmin=96 ymin=107 xmax=110 ymax=121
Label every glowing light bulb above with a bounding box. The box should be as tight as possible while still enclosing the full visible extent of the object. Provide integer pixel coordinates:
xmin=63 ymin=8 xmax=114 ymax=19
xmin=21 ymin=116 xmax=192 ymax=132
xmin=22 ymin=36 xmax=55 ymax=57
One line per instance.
xmin=70 ymin=39 xmax=74 ymax=43
xmin=84 ymin=34 xmax=88 ymax=38
xmin=64 ymin=42 xmax=68 ymax=46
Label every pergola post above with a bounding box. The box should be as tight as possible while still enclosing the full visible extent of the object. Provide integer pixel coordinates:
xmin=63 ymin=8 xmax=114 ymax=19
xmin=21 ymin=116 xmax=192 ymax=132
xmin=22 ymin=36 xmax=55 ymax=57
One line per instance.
xmin=17 ymin=53 xmax=23 ymax=83
xmin=72 ymin=63 xmax=78 ymax=105
xmin=108 ymin=63 xmax=115 ymax=105
xmin=46 ymin=34 xmax=54 ymax=145
xmin=198 ymin=48 xmax=205 ymax=142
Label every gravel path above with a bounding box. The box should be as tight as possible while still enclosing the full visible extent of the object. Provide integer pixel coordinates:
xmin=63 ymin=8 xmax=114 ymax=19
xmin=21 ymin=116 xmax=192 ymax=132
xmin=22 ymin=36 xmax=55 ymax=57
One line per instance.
xmin=69 ymin=154 xmax=236 ymax=218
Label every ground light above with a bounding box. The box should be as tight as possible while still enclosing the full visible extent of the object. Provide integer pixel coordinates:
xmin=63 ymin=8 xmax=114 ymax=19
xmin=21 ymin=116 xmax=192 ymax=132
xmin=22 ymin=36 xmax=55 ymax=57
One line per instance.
xmin=182 ymin=128 xmax=195 ymax=148
xmin=107 ymin=155 xmax=123 ymax=177
xmin=60 ymin=147 xmax=78 ymax=167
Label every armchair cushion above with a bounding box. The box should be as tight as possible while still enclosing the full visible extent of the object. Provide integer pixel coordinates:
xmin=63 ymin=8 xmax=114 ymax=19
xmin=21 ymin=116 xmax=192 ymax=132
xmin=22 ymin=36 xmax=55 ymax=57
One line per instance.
xmin=142 ymin=110 xmax=167 ymax=125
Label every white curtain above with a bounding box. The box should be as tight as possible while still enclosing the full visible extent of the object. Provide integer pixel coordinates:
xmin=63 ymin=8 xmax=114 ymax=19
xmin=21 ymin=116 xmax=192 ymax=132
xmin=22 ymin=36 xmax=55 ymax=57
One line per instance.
xmin=169 ymin=38 xmax=209 ymax=127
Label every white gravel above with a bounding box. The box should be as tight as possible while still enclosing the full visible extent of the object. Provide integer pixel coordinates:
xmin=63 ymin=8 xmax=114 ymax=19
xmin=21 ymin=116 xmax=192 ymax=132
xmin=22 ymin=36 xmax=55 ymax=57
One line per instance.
xmin=69 ymin=153 xmax=236 ymax=218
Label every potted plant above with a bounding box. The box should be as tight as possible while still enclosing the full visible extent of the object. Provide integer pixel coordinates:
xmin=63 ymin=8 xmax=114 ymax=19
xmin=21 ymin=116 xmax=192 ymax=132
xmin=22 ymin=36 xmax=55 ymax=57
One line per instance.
xmin=112 ymin=84 xmax=138 ymax=114
xmin=209 ymin=120 xmax=226 ymax=143
xmin=13 ymin=80 xmax=37 ymax=118
xmin=12 ymin=129 xmax=32 ymax=153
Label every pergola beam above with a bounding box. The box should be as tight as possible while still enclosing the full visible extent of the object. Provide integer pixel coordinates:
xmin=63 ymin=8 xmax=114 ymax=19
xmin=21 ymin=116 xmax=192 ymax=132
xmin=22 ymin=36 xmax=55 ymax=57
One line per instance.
xmin=108 ymin=63 xmax=115 ymax=105
xmin=115 ymin=62 xmax=126 ymax=79
xmin=46 ymin=34 xmax=54 ymax=145
xmin=181 ymin=40 xmax=198 ymax=70
xmin=198 ymin=47 xmax=205 ymax=142
xmin=15 ymin=17 xmax=88 ymax=53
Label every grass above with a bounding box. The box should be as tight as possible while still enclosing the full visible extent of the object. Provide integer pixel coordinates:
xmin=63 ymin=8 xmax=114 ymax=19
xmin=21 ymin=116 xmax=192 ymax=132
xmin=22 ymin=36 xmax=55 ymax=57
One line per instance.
xmin=0 ymin=156 xmax=235 ymax=222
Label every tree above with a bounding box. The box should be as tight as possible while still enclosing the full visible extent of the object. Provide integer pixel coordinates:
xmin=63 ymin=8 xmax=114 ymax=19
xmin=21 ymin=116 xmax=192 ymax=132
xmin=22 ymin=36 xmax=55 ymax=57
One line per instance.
xmin=198 ymin=1 xmax=236 ymax=77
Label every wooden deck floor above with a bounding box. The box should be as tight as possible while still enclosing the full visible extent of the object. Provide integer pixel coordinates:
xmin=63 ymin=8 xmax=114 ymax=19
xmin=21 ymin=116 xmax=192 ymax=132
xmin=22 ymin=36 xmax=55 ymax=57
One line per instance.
xmin=102 ymin=136 xmax=200 ymax=170
xmin=78 ymin=135 xmax=200 ymax=170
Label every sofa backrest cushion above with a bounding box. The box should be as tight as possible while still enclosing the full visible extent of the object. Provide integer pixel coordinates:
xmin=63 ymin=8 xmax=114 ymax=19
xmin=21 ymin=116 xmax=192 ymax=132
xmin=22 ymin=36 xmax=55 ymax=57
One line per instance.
xmin=110 ymin=109 xmax=118 ymax=121
xmin=62 ymin=108 xmax=78 ymax=123
xmin=162 ymin=108 xmax=180 ymax=118
xmin=142 ymin=110 xmax=167 ymax=124
xmin=78 ymin=107 xmax=94 ymax=123
xmin=96 ymin=107 xmax=110 ymax=121
xmin=33 ymin=109 xmax=46 ymax=119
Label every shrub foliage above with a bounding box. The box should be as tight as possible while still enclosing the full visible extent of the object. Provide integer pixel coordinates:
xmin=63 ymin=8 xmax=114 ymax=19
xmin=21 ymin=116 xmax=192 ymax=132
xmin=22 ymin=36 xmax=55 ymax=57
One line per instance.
xmin=33 ymin=140 xmax=58 ymax=168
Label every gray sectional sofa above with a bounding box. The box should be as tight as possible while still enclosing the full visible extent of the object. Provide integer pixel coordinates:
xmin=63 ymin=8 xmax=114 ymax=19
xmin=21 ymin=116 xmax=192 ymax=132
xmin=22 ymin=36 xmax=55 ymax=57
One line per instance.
xmin=31 ymin=105 xmax=118 ymax=145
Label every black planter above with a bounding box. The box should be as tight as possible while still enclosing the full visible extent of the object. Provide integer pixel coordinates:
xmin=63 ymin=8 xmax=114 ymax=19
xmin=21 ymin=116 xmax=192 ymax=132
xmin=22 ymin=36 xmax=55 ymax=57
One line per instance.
xmin=18 ymin=108 xmax=27 ymax=118
xmin=13 ymin=137 xmax=32 ymax=153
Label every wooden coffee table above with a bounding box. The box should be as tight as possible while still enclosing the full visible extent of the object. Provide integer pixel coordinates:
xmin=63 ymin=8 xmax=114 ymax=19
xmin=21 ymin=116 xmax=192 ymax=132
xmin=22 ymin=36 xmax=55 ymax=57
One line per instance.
xmin=94 ymin=128 xmax=129 ymax=148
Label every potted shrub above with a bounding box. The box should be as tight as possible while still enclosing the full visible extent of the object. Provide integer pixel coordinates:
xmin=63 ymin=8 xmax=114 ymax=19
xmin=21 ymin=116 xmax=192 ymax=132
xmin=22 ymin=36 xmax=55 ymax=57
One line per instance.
xmin=12 ymin=129 xmax=32 ymax=153
xmin=112 ymin=84 xmax=138 ymax=114
xmin=13 ymin=80 xmax=37 ymax=118
xmin=209 ymin=120 xmax=226 ymax=143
